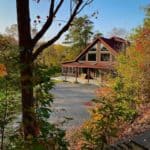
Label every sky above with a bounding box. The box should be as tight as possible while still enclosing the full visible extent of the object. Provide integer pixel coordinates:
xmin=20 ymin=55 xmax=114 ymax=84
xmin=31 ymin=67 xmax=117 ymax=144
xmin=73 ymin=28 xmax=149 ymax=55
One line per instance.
xmin=0 ymin=0 xmax=149 ymax=43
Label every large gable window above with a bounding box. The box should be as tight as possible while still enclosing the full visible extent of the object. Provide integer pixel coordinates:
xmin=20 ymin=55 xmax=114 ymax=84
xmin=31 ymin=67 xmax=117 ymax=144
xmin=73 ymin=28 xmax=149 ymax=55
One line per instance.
xmin=88 ymin=53 xmax=96 ymax=61
xmin=100 ymin=44 xmax=108 ymax=51
xmin=88 ymin=44 xmax=96 ymax=61
xmin=79 ymin=55 xmax=86 ymax=61
xmin=101 ymin=47 xmax=108 ymax=51
xmin=89 ymin=47 xmax=96 ymax=51
xmin=89 ymin=45 xmax=96 ymax=51
xmin=101 ymin=53 xmax=110 ymax=61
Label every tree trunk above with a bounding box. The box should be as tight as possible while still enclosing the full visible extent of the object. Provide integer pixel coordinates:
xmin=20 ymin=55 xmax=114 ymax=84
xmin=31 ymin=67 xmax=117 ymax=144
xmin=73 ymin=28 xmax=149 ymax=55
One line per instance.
xmin=16 ymin=0 xmax=39 ymax=138
xmin=20 ymin=49 xmax=38 ymax=138
xmin=1 ymin=127 xmax=4 ymax=150
xmin=16 ymin=0 xmax=83 ymax=139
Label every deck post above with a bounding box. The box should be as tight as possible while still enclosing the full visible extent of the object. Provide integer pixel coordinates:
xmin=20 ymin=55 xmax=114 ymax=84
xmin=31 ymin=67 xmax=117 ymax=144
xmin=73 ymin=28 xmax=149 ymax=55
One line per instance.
xmin=65 ymin=67 xmax=67 ymax=81
xmin=87 ymin=68 xmax=90 ymax=83
xmin=75 ymin=67 xmax=78 ymax=83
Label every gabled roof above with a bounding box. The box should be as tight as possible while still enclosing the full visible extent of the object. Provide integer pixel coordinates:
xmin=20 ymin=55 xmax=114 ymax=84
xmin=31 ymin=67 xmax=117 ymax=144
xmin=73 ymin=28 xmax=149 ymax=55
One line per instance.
xmin=75 ymin=38 xmax=98 ymax=61
xmin=62 ymin=36 xmax=128 ymax=69
xmin=74 ymin=36 xmax=127 ymax=62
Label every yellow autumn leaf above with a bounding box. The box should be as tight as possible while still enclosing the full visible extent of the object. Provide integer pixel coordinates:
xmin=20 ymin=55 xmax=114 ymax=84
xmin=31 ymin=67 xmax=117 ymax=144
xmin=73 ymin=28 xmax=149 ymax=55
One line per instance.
xmin=92 ymin=113 xmax=103 ymax=121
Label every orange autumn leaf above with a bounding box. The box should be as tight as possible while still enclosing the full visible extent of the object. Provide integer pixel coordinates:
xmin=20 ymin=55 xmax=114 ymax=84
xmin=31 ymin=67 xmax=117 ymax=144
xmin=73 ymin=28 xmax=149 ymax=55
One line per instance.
xmin=0 ymin=64 xmax=7 ymax=77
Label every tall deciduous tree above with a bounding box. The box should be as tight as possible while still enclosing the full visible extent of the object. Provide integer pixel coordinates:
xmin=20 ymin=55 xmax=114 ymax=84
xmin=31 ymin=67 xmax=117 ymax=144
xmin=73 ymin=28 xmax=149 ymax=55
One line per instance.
xmin=80 ymin=6 xmax=150 ymax=148
xmin=38 ymin=44 xmax=69 ymax=67
xmin=16 ymin=0 xmax=93 ymax=139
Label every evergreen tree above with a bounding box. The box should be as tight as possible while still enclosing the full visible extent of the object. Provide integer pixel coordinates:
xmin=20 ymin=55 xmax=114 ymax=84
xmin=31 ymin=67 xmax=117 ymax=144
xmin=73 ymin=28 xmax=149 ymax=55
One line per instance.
xmin=64 ymin=15 xmax=94 ymax=59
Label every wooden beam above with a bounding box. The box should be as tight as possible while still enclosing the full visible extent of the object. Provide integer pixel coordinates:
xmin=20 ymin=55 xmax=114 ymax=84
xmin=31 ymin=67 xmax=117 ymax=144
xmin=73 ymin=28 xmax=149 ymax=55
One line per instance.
xmin=65 ymin=67 xmax=67 ymax=81
xmin=87 ymin=68 xmax=90 ymax=83
xmin=75 ymin=67 xmax=78 ymax=83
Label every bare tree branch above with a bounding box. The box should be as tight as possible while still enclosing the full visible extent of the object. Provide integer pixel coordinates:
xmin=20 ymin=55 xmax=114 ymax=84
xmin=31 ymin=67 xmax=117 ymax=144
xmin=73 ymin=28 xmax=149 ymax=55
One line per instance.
xmin=54 ymin=0 xmax=64 ymax=15
xmin=77 ymin=0 xmax=93 ymax=14
xmin=32 ymin=0 xmax=64 ymax=46
xmin=32 ymin=0 xmax=83 ymax=61
xmin=70 ymin=0 xmax=93 ymax=15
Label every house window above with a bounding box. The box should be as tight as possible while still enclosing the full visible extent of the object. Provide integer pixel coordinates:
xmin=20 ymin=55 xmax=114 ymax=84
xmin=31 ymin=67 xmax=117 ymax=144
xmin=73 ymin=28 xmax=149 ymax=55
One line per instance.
xmin=89 ymin=47 xmax=96 ymax=51
xmin=88 ymin=53 xmax=96 ymax=61
xmin=101 ymin=46 xmax=108 ymax=51
xmin=79 ymin=55 xmax=86 ymax=61
xmin=100 ymin=44 xmax=108 ymax=51
xmin=89 ymin=45 xmax=96 ymax=51
xmin=101 ymin=53 xmax=110 ymax=61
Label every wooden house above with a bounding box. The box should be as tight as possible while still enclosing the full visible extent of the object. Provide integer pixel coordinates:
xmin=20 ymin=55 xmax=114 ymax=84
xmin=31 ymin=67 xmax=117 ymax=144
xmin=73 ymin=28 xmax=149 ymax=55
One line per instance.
xmin=61 ymin=36 xmax=129 ymax=83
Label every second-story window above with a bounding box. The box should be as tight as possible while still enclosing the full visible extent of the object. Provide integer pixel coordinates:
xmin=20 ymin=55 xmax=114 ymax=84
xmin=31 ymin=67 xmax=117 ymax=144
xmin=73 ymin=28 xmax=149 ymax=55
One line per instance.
xmin=101 ymin=47 xmax=108 ymax=51
xmin=89 ymin=47 xmax=96 ymax=51
xmin=89 ymin=45 xmax=96 ymax=51
xmin=100 ymin=44 xmax=108 ymax=51
xmin=79 ymin=55 xmax=86 ymax=61
xmin=101 ymin=53 xmax=110 ymax=61
xmin=88 ymin=44 xmax=97 ymax=61
xmin=88 ymin=53 xmax=96 ymax=61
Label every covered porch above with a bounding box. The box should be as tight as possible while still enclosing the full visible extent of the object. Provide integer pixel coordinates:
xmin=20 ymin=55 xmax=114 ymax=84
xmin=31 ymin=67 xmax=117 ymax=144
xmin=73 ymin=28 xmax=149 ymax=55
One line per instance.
xmin=61 ymin=61 xmax=114 ymax=84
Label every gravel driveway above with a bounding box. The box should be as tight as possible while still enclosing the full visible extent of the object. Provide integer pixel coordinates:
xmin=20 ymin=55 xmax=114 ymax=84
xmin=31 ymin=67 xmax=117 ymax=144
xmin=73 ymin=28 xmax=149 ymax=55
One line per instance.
xmin=49 ymin=82 xmax=98 ymax=129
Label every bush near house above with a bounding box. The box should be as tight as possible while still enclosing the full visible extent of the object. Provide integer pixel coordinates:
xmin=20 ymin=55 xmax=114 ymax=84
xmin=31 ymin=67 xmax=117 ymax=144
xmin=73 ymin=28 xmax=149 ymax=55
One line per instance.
xmin=66 ymin=6 xmax=150 ymax=149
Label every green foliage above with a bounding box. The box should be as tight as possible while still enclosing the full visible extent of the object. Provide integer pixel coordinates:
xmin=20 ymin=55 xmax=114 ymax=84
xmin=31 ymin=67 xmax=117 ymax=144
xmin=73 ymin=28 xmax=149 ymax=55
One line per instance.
xmin=7 ymin=65 xmax=68 ymax=150
xmin=0 ymin=78 xmax=20 ymax=150
xmin=80 ymin=6 xmax=150 ymax=149
xmin=81 ymin=80 xmax=137 ymax=149
xmin=117 ymin=5 xmax=150 ymax=102
xmin=0 ymin=34 xmax=68 ymax=149
xmin=65 ymin=15 xmax=93 ymax=48
xmin=64 ymin=15 xmax=94 ymax=59
xmin=37 ymin=44 xmax=70 ymax=68
xmin=0 ymin=35 xmax=20 ymax=150
xmin=0 ymin=35 xmax=19 ymax=90
xmin=37 ymin=16 xmax=95 ymax=65
xmin=116 ymin=52 xmax=142 ymax=103
xmin=34 ymin=65 xmax=68 ymax=149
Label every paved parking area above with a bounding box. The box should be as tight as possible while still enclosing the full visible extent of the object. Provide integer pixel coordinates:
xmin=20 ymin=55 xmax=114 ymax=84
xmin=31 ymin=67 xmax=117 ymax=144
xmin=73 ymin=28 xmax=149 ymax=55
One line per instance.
xmin=49 ymin=82 xmax=98 ymax=129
